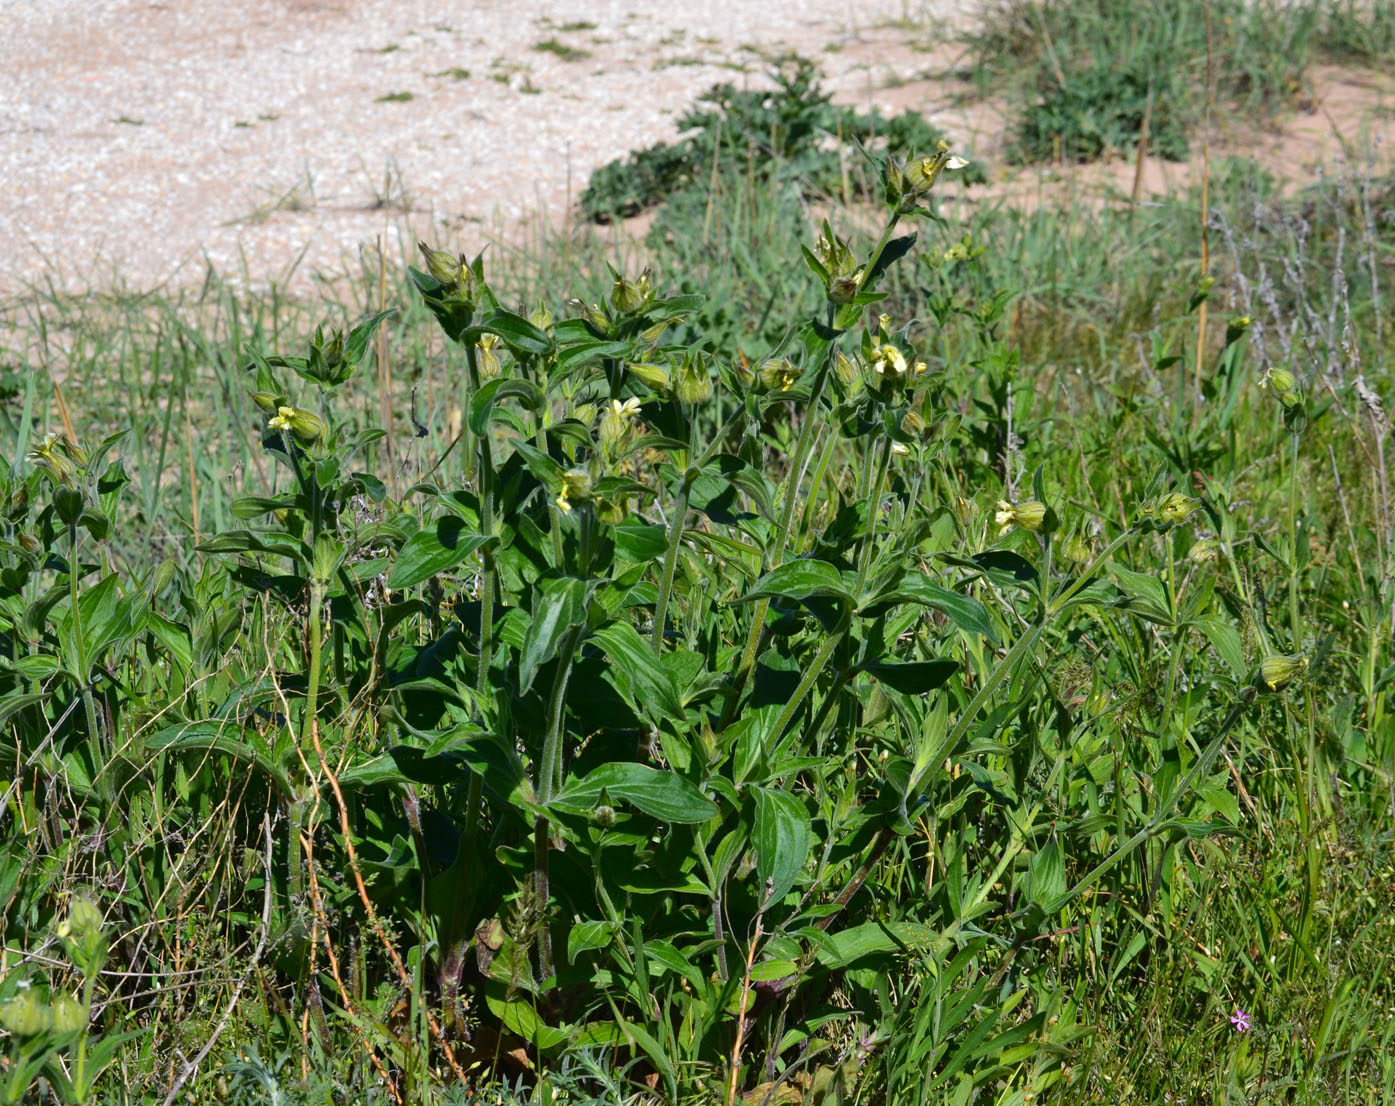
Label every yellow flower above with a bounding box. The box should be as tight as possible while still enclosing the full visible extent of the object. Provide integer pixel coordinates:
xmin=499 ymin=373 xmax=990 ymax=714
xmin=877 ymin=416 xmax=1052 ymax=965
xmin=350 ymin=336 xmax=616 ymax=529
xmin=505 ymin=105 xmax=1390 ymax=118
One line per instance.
xmin=555 ymin=469 xmax=592 ymax=514
xmin=25 ymin=432 xmax=78 ymax=483
xmin=1259 ymin=653 xmax=1307 ymax=693
xmin=477 ymin=332 xmax=502 ymax=379
xmin=996 ymin=499 xmax=1048 ymax=534
xmin=872 ymin=344 xmax=907 ymax=378
xmin=759 ymin=359 xmax=800 ymax=393
xmin=268 ymin=406 xmax=326 ymax=446
xmin=267 ymin=405 xmax=296 ymax=432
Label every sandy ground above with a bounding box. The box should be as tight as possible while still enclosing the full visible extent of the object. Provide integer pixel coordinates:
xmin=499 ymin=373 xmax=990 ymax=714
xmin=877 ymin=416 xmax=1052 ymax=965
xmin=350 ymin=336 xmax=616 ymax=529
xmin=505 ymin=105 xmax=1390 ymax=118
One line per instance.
xmin=0 ymin=0 xmax=981 ymax=301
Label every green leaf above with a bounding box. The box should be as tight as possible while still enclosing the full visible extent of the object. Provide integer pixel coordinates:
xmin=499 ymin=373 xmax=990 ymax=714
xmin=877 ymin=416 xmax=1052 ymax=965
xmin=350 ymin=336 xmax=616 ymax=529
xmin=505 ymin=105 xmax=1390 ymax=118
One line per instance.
xmin=1028 ymin=836 xmax=1066 ymax=910
xmin=859 ymin=658 xmax=958 ymax=694
xmin=1198 ymin=615 xmax=1245 ymax=677
xmin=568 ymin=920 xmax=614 ymax=963
xmin=739 ymin=558 xmax=853 ymax=605
xmin=483 ymin=985 xmax=569 ymax=1050
xmin=611 ymin=523 xmax=668 ymax=563
xmin=518 ymin=577 xmax=589 ymax=694
xmin=230 ymin=495 xmax=295 ymax=520
xmin=144 ymin=722 xmax=293 ymax=799
xmin=479 ymin=309 xmax=554 ymax=356
xmin=862 ymin=232 xmax=917 ymax=291
xmin=812 ymin=920 xmax=942 ymax=968
xmin=197 ymin=530 xmax=310 ymax=565
xmin=468 ymin=378 xmax=545 ymax=436
xmin=865 ymin=572 xmax=997 ymax=644
xmin=556 ymin=763 xmax=717 ymax=823
xmin=344 ymin=309 xmax=396 ymax=366
xmin=752 ymin=787 xmax=811 ymax=905
xmin=592 ymin=621 xmax=684 ymax=724
xmin=387 ymin=516 xmax=491 ymax=589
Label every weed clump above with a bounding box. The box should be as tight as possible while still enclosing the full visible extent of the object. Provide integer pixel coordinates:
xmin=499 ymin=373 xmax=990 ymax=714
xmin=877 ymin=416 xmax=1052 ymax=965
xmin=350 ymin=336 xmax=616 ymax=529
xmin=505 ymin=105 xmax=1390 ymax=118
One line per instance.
xmin=579 ymin=55 xmax=984 ymax=222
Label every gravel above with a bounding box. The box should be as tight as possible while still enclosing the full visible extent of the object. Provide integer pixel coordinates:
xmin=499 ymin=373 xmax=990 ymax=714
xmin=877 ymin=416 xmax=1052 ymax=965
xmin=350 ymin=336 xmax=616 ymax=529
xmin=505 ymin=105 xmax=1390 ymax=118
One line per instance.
xmin=1 ymin=0 xmax=977 ymax=300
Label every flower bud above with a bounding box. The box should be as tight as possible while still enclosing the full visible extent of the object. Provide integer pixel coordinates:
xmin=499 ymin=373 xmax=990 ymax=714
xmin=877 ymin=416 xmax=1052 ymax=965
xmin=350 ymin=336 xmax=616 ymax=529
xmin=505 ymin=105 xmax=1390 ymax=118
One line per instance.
xmin=995 ymin=499 xmax=1049 ymax=534
xmin=572 ymin=299 xmax=612 ymax=337
xmin=65 ymin=895 xmax=103 ymax=940
xmin=626 ymin=360 xmax=671 ymax=393
xmin=251 ymin=392 xmax=280 ymax=414
xmin=0 ymin=990 xmax=50 ymax=1037
xmin=906 ymin=153 xmax=941 ymax=193
xmin=1188 ymin=537 xmax=1221 ymax=565
xmin=814 ymin=226 xmax=857 ymax=279
xmin=529 ymin=302 xmax=554 ymax=332
xmin=26 ymin=432 xmax=78 ymax=484
xmin=1158 ymin=492 xmax=1197 ymax=524
xmin=1012 ymin=501 xmax=1048 ymax=532
xmin=7 ymin=484 xmax=29 ymax=521
xmin=1062 ymin=533 xmax=1093 ymax=566
xmin=674 ymin=354 xmax=713 ymax=406
xmin=417 ymin=241 xmax=472 ymax=297
xmin=476 ymin=333 xmax=501 ymax=380
xmin=268 ymin=406 xmax=325 ymax=447
xmin=900 ymin=409 xmax=925 ymax=437
xmin=833 ymin=352 xmax=860 ymax=390
xmin=596 ymin=497 xmax=630 ymax=526
xmin=599 ymin=397 xmax=642 ymax=459
xmin=592 ymin=804 xmax=616 ymax=827
xmin=610 ymin=268 xmax=653 ymax=316
xmin=48 ymin=994 xmax=87 ymax=1035
xmin=758 ymin=359 xmax=800 ymax=393
xmin=1258 ymin=653 xmax=1307 ymax=693
xmin=1264 ymin=368 xmax=1303 ymax=408
xmin=884 ymin=157 xmax=907 ymax=208
xmin=828 ymin=269 xmax=863 ymax=305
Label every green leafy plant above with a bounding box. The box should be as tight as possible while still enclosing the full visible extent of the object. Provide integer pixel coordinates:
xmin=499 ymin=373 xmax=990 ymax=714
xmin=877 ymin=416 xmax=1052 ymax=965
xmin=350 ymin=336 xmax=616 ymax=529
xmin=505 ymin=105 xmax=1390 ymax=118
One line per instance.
xmin=0 ymin=894 xmax=139 ymax=1104
xmin=578 ymin=55 xmax=984 ymax=223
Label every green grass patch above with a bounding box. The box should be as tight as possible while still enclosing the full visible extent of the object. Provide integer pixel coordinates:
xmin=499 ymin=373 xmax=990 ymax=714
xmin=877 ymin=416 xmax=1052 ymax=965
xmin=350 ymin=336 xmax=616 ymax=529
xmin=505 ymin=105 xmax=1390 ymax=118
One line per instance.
xmin=532 ymin=37 xmax=591 ymax=62
xmin=965 ymin=0 xmax=1395 ymax=164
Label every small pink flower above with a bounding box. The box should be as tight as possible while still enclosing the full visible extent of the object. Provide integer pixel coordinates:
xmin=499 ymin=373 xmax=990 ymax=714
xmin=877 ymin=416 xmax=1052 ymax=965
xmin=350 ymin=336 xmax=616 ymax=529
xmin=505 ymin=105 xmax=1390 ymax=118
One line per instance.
xmin=1230 ymin=1006 xmax=1251 ymax=1032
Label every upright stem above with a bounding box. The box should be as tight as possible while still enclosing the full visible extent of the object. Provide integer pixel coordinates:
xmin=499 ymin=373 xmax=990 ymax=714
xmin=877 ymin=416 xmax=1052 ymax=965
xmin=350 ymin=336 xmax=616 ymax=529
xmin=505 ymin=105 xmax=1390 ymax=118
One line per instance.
xmin=465 ymin=344 xmax=497 ymax=695
xmin=723 ymin=212 xmax=905 ymax=727
xmin=303 ymin=581 xmax=325 ymax=744
xmin=855 ymin=435 xmax=894 ymax=596
xmin=1287 ymin=431 xmax=1302 ymax=646
xmin=68 ymin=523 xmax=98 ymax=740
xmin=651 ymin=477 xmax=693 ymax=655
xmin=652 ymin=413 xmax=695 ymax=655
xmin=533 ymin=626 xmax=582 ymax=984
